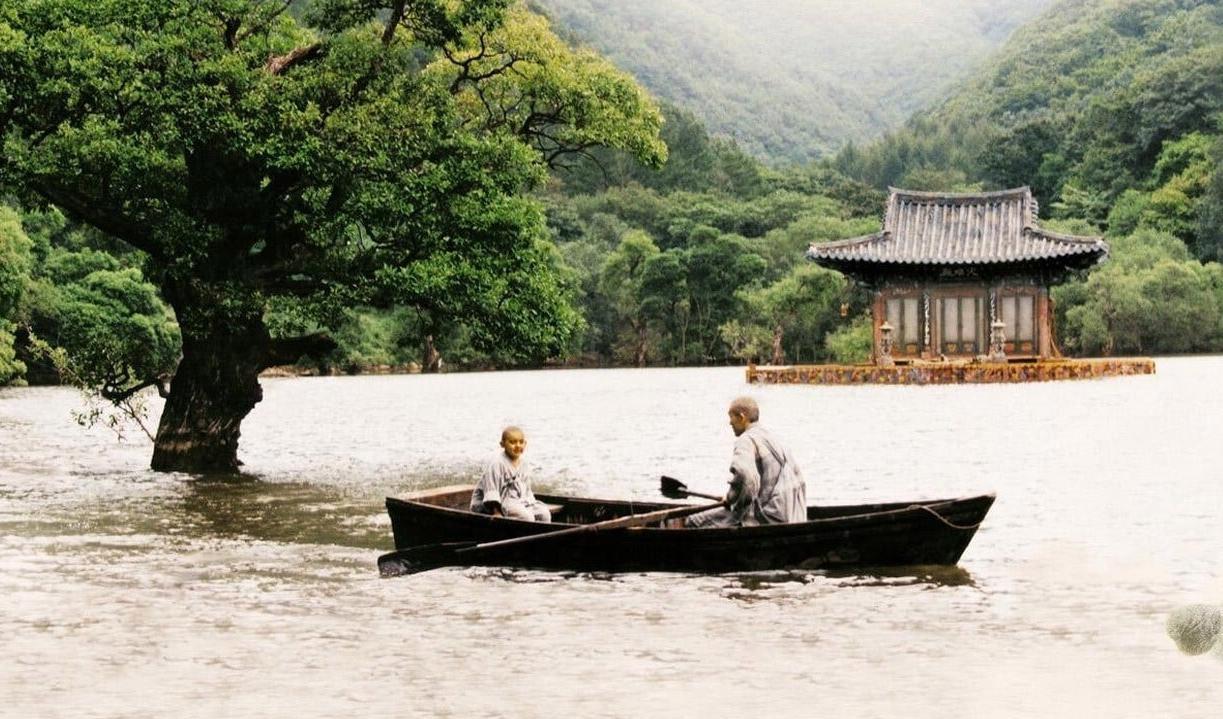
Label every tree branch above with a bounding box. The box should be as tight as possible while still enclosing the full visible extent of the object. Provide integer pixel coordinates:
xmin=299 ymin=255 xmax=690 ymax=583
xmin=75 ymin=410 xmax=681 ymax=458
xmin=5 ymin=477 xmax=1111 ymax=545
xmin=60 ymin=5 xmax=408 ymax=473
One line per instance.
xmin=223 ymin=16 xmax=242 ymax=50
xmin=444 ymin=33 xmax=525 ymax=94
xmin=544 ymin=141 xmax=597 ymax=170
xmin=265 ymin=43 xmax=324 ymax=75
xmin=558 ymin=146 xmax=611 ymax=181
xmin=383 ymin=1 xmax=407 ymax=46
xmin=33 ymin=182 xmax=161 ymax=259
xmin=101 ymin=374 xmax=172 ymax=403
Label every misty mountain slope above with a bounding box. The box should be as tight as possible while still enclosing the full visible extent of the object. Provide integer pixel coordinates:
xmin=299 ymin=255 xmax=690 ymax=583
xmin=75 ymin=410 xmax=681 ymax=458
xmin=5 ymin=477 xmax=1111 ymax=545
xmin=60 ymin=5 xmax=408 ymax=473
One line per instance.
xmin=532 ymin=0 xmax=1053 ymax=163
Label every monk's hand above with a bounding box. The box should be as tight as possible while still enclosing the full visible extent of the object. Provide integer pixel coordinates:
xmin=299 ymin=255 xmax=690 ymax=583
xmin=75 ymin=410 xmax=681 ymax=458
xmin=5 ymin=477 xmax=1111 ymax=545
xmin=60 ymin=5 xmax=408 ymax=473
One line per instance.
xmin=725 ymin=478 xmax=747 ymax=510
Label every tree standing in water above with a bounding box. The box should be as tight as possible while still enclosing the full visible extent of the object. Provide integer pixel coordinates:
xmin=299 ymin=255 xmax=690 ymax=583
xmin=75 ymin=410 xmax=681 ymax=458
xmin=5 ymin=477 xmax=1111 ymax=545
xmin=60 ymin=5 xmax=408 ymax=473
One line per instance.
xmin=0 ymin=0 xmax=665 ymax=472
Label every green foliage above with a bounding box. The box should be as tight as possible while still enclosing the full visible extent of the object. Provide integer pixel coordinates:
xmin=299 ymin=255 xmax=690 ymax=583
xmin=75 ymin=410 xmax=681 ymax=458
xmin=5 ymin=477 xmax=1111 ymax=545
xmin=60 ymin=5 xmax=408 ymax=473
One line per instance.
xmin=722 ymin=264 xmax=843 ymax=364
xmin=5 ymin=203 xmax=180 ymax=399
xmin=0 ymin=326 xmax=21 ymax=385
xmin=897 ymin=167 xmax=983 ymax=194
xmin=597 ymin=230 xmax=660 ymax=364
xmin=545 ymin=155 xmax=873 ymax=365
xmin=635 ymin=248 xmax=689 ymax=360
xmin=0 ymin=207 xmax=33 ymax=383
xmin=8 ymin=0 xmax=1221 ymax=389
xmin=760 ymin=164 xmax=886 ymax=218
xmin=756 ymin=214 xmax=880 ymax=280
xmin=432 ymin=4 xmax=667 ymax=172
xmin=1198 ymin=131 xmax=1223 ymax=261
xmin=556 ymin=103 xmax=764 ymax=197
xmin=23 ymin=260 xmax=181 ymax=393
xmin=1140 ymin=132 xmax=1214 ymax=250
xmin=0 ymin=208 xmax=31 ymax=320
xmin=1106 ymin=189 xmax=1150 ymax=238
xmin=1054 ymin=229 xmax=1223 ymax=355
xmin=824 ymin=314 xmax=873 ymax=364
xmin=25 ymin=329 xmax=160 ymax=440
xmin=327 ymin=307 xmax=417 ymax=371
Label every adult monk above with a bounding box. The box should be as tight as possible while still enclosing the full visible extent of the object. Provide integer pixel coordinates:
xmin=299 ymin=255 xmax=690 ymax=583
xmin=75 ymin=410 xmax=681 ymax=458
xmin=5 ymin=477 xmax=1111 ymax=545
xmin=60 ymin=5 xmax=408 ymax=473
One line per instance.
xmin=686 ymin=396 xmax=808 ymax=528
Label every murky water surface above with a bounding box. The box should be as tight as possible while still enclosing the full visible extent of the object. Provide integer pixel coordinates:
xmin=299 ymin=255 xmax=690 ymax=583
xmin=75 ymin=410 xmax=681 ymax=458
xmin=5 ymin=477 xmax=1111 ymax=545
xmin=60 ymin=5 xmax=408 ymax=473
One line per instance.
xmin=2 ymin=360 xmax=1221 ymax=717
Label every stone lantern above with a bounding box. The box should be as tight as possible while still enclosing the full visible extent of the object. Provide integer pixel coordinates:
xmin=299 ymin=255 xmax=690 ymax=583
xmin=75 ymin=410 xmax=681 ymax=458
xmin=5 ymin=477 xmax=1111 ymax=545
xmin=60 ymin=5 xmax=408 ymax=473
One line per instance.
xmin=989 ymin=319 xmax=1007 ymax=362
xmin=878 ymin=321 xmax=895 ymax=367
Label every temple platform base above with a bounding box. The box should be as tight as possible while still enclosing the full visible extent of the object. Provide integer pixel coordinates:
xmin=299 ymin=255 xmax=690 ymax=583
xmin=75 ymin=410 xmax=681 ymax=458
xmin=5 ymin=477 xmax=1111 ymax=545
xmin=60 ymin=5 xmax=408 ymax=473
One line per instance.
xmin=745 ymin=358 xmax=1156 ymax=385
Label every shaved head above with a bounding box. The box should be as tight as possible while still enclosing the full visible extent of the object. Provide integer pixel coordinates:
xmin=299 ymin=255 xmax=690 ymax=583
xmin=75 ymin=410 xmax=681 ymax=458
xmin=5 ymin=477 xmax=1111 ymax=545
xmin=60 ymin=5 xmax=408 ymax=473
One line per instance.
xmin=501 ymin=426 xmax=524 ymax=442
xmin=728 ymin=396 xmax=759 ymax=422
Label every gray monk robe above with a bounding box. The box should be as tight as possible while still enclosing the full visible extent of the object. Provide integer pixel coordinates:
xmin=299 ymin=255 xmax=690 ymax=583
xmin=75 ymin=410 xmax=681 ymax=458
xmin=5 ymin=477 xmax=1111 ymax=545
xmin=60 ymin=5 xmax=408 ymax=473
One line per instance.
xmin=686 ymin=423 xmax=807 ymax=528
xmin=470 ymin=454 xmax=551 ymax=522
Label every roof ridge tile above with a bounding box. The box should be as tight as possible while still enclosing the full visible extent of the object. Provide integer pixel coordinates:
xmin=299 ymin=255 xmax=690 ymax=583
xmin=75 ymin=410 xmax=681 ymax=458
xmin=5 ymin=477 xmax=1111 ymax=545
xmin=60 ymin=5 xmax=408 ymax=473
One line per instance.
xmin=808 ymin=187 xmax=1108 ymax=268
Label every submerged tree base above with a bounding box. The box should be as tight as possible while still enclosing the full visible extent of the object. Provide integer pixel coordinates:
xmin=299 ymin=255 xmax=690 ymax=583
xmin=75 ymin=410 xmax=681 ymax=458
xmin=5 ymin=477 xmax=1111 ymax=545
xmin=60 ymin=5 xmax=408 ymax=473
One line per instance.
xmin=151 ymin=438 xmax=243 ymax=473
xmin=746 ymin=358 xmax=1156 ymax=385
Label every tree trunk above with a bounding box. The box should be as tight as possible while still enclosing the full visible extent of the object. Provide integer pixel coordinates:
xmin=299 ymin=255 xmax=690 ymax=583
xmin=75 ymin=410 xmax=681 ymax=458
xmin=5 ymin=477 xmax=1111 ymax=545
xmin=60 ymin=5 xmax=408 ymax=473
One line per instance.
xmin=150 ymin=312 xmax=269 ymax=473
xmin=770 ymin=325 xmax=785 ymax=365
xmin=635 ymin=324 xmax=647 ymax=367
xmin=423 ymin=334 xmax=442 ymax=373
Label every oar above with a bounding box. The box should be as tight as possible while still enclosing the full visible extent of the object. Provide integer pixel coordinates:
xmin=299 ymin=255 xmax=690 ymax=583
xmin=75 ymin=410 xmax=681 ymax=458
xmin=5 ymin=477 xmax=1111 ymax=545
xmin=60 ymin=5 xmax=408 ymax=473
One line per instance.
xmin=660 ymin=475 xmax=723 ymax=501
xmin=378 ymin=499 xmax=723 ymax=577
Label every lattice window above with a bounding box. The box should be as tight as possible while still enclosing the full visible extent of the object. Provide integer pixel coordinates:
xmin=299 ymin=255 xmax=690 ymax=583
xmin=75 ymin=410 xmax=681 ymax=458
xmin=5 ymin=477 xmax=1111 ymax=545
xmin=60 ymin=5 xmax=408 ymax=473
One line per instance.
xmin=998 ymin=294 xmax=1035 ymax=343
xmin=939 ymin=296 xmax=982 ymax=354
xmin=885 ymin=296 xmax=921 ymax=353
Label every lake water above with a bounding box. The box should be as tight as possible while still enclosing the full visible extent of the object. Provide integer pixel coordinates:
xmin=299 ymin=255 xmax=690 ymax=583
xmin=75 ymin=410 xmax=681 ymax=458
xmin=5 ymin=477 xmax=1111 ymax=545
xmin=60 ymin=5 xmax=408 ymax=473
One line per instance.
xmin=2 ymin=359 xmax=1221 ymax=718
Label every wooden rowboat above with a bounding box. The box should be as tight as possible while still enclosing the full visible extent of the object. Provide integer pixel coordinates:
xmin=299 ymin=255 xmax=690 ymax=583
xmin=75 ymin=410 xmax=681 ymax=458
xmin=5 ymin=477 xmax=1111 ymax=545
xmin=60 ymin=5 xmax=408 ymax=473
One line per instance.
xmin=382 ymin=484 xmax=995 ymax=574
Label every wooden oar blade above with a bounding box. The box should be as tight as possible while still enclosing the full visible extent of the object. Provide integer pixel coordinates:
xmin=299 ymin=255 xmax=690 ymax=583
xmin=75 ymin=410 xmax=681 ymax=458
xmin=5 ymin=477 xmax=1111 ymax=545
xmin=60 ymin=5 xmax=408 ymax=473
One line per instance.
xmin=659 ymin=475 xmax=690 ymax=499
xmin=378 ymin=541 xmax=478 ymax=577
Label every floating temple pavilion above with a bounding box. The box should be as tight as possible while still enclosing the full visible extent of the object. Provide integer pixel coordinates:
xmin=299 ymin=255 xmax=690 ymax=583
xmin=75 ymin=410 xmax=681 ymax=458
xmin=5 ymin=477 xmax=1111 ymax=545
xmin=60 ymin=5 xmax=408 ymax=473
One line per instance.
xmin=747 ymin=186 xmax=1155 ymax=384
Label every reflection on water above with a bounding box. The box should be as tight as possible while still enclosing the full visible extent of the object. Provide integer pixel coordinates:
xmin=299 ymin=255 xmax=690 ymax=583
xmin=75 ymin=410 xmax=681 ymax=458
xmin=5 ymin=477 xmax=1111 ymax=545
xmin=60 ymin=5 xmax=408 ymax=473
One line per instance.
xmin=2 ymin=360 xmax=1223 ymax=718
xmin=177 ymin=475 xmax=393 ymax=550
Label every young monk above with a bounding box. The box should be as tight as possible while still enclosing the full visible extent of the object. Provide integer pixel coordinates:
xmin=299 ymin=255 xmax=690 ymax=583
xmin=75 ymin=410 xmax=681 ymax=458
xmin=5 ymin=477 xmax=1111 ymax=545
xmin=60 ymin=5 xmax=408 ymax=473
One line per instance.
xmin=470 ymin=426 xmax=552 ymax=522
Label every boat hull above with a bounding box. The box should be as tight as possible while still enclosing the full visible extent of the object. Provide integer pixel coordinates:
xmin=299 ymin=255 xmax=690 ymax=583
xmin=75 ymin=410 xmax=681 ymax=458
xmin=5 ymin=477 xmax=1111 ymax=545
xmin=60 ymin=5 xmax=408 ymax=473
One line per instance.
xmin=384 ymin=488 xmax=995 ymax=574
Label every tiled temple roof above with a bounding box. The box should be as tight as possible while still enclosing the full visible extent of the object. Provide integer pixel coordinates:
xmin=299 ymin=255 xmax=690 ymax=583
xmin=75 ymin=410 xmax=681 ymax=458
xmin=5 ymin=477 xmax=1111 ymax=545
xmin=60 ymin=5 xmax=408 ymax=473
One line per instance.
xmin=807 ymin=187 xmax=1107 ymax=269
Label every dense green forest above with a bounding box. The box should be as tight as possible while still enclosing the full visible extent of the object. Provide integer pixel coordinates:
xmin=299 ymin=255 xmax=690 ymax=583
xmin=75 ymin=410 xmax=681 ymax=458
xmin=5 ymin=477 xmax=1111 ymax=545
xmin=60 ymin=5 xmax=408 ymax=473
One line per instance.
xmin=531 ymin=0 xmax=1052 ymax=163
xmin=4 ymin=0 xmax=1223 ymax=414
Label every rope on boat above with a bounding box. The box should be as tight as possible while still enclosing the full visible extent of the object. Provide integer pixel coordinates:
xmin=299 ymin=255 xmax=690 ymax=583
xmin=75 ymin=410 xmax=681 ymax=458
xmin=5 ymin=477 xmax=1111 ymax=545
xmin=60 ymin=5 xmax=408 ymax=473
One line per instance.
xmin=910 ymin=504 xmax=985 ymax=530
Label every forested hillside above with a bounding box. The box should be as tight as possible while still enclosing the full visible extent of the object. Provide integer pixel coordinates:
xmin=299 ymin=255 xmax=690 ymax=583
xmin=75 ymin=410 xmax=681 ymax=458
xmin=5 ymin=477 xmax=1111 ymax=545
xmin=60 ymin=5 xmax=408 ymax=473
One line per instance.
xmin=532 ymin=0 xmax=1052 ymax=162
xmin=835 ymin=0 xmax=1223 ymax=355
